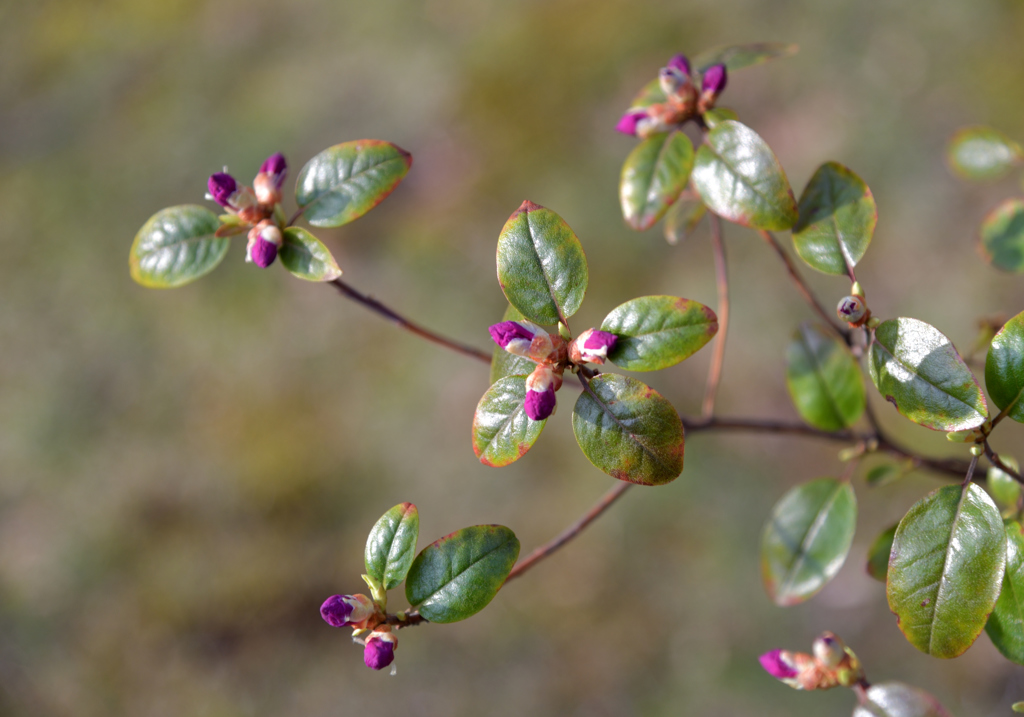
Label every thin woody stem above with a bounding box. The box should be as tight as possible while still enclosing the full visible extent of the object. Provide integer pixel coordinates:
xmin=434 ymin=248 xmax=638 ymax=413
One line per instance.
xmin=758 ymin=230 xmax=848 ymax=338
xmin=328 ymin=278 xmax=493 ymax=364
xmin=702 ymin=214 xmax=729 ymax=417
xmin=985 ymin=440 xmax=1024 ymax=482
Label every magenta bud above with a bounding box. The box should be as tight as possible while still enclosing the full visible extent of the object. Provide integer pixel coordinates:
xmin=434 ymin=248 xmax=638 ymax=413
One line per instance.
xmin=837 ymin=296 xmax=867 ymax=324
xmin=259 ymin=152 xmax=288 ymax=187
xmin=667 ymin=54 xmax=691 ymax=77
xmin=489 ymin=319 xmax=555 ymax=363
xmin=246 ymin=222 xmax=284 ymax=268
xmin=363 ymin=631 xmax=397 ymax=671
xmin=524 ymin=364 xmax=559 ymax=421
xmin=208 ymin=172 xmax=238 ymax=207
xmin=489 ymin=321 xmax=536 ymax=350
xmin=320 ymin=593 xmax=375 ymax=628
xmin=616 ymin=109 xmax=649 ymax=136
xmin=759 ymin=649 xmax=799 ymax=680
xmin=701 ymin=63 xmax=728 ymax=96
xmin=577 ymin=328 xmax=617 ymax=364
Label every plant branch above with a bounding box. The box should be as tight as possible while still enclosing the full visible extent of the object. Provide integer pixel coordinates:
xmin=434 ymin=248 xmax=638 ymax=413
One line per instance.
xmin=703 ymin=214 xmax=729 ymax=417
xmin=758 ymin=230 xmax=848 ymax=338
xmin=985 ymin=440 xmax=1024 ymax=483
xmin=328 ymin=278 xmax=493 ymax=364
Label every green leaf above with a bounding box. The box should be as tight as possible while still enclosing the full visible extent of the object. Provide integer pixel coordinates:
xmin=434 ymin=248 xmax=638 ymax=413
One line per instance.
xmin=1014 ymin=701 xmax=1024 ymax=713
xmin=785 ymin=323 xmax=865 ymax=431
xmin=979 ymin=198 xmax=1024 ymax=273
xmin=496 ymin=201 xmax=588 ymax=325
xmin=365 ymin=503 xmax=419 ymax=591
xmin=600 ymin=296 xmax=718 ymax=372
xmin=851 ymin=682 xmax=953 ymax=717
xmin=572 ymin=374 xmax=684 ymax=485
xmin=887 ymin=483 xmax=1007 ymax=658
xmin=760 ymin=478 xmax=857 ymax=606
xmin=490 ymin=305 xmax=537 ymax=384
xmin=947 ymin=126 xmax=1023 ymax=181
xmin=295 ymin=140 xmax=412 ymax=227
xmin=986 ymin=310 xmax=1024 ymax=422
xmin=702 ymin=107 xmax=738 ymax=128
xmin=472 ymin=376 xmax=546 ymax=467
xmin=279 ymin=227 xmax=342 ymax=281
xmin=866 ymin=523 xmax=898 ymax=582
xmin=405 ymin=525 xmax=520 ymax=624
xmin=864 ymin=461 xmax=912 ymax=488
xmin=986 ymin=521 xmax=1024 ymax=664
xmin=663 ymin=195 xmax=706 ymax=245
xmin=869 ymin=318 xmax=988 ymax=431
xmin=791 ymin=162 xmax=877 ymax=276
xmin=620 ymin=131 xmax=695 ymax=231
xmin=129 ymin=205 xmax=227 ymax=288
xmin=692 ymin=42 xmax=799 ymax=73
xmin=691 ymin=120 xmax=798 ymax=231
xmin=628 ymin=78 xmax=666 ymax=111
xmin=989 ymin=459 xmax=1022 ymax=517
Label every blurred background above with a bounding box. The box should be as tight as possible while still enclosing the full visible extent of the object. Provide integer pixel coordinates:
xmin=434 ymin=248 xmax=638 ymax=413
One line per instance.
xmin=2 ymin=0 xmax=1024 ymax=715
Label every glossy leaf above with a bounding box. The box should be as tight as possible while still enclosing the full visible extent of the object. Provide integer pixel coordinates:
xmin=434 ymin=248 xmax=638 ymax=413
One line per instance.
xmin=866 ymin=523 xmax=898 ymax=582
xmin=620 ymin=131 xmax=695 ymax=231
xmin=986 ymin=310 xmax=1024 ymax=422
xmin=295 ymin=140 xmax=411 ymax=227
xmin=601 ymin=296 xmax=718 ymax=372
xmin=869 ymin=318 xmax=988 ymax=431
xmin=691 ymin=120 xmax=798 ymax=231
xmin=947 ymin=126 xmax=1023 ymax=181
xmin=792 ymin=162 xmax=877 ymax=276
xmin=851 ymin=682 xmax=953 ymax=717
xmin=663 ymin=196 xmax=706 ymax=245
xmin=989 ymin=458 xmax=1022 ymax=517
xmin=490 ymin=305 xmax=537 ymax=384
xmin=472 ymin=376 xmax=546 ymax=468
xmin=887 ymin=483 xmax=1006 ymax=658
xmin=405 ymin=525 xmax=520 ymax=624
xmin=786 ymin=323 xmax=865 ymax=431
xmin=496 ymin=201 xmax=588 ymax=325
xmin=692 ymin=42 xmax=799 ymax=72
xmin=279 ymin=227 xmax=342 ymax=281
xmin=365 ymin=503 xmax=419 ymax=591
xmin=760 ymin=478 xmax=857 ymax=606
xmin=986 ymin=521 xmax=1024 ymax=664
xmin=129 ymin=205 xmax=227 ymax=288
xmin=572 ymin=374 xmax=684 ymax=485
xmin=979 ymin=199 xmax=1024 ymax=273
xmin=702 ymin=107 xmax=738 ymax=128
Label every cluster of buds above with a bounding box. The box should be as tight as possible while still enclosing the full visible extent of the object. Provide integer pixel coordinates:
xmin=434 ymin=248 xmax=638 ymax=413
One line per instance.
xmin=489 ymin=320 xmax=618 ymax=421
xmin=616 ymin=54 xmax=728 ymax=139
xmin=837 ymin=282 xmax=871 ymax=328
xmin=320 ymin=594 xmax=398 ymax=671
xmin=759 ymin=632 xmax=865 ymax=691
xmin=206 ymin=153 xmax=289 ymax=268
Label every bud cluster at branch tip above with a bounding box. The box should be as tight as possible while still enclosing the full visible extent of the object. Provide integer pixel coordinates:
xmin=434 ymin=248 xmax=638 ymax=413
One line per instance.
xmin=363 ymin=629 xmax=398 ymax=671
xmin=616 ymin=54 xmax=729 ymax=138
xmin=568 ymin=328 xmax=617 ymax=366
xmin=319 ymin=593 xmax=377 ymax=629
xmin=759 ymin=631 xmax=864 ymax=691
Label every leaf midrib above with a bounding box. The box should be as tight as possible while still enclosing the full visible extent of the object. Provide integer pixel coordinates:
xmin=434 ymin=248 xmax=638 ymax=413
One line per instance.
xmin=702 ymin=131 xmax=776 ymax=210
xmin=415 ymin=536 xmax=513 ymax=605
xmin=872 ymin=335 xmax=983 ymax=421
xmin=585 ymin=377 xmax=675 ymax=475
xmin=798 ymin=330 xmax=846 ymax=428
xmin=926 ymin=485 xmax=971 ymax=655
xmin=778 ymin=482 xmax=843 ymax=597
xmin=300 ymin=153 xmax=405 ymax=212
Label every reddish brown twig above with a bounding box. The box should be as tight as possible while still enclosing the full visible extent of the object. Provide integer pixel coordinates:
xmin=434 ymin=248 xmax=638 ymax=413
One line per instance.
xmin=702 ymin=214 xmax=729 ymax=417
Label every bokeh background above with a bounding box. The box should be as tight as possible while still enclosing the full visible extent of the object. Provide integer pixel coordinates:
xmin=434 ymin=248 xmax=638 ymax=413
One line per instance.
xmin=3 ymin=0 xmax=1024 ymax=715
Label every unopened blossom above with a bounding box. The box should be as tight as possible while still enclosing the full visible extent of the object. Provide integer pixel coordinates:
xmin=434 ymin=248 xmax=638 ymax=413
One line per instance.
xmin=320 ymin=593 xmax=376 ymax=629
xmin=569 ymin=328 xmax=617 ymax=365
xmin=363 ymin=630 xmax=398 ymax=671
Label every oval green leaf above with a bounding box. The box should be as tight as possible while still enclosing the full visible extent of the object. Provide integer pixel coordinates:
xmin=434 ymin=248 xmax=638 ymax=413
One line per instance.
xmin=405 ymin=525 xmax=520 ymax=624
xmin=600 ymin=295 xmax=718 ymax=372
xmin=979 ymin=198 xmax=1024 ymax=273
xmin=702 ymin=107 xmax=738 ymax=129
xmin=887 ymin=483 xmax=1006 ymax=658
xmin=868 ymin=318 xmax=988 ymax=431
xmin=295 ymin=140 xmax=412 ymax=227
xmin=496 ymin=200 xmax=588 ymax=325
xmin=692 ymin=42 xmax=799 ymax=72
xmin=472 ymin=375 xmax=546 ymax=468
xmin=365 ymin=503 xmax=419 ymax=591
xmin=129 ymin=205 xmax=227 ymax=288
xmin=572 ymin=374 xmax=684 ymax=485
xmin=947 ymin=126 xmax=1023 ymax=181
xmin=986 ymin=309 xmax=1024 ymax=422
xmin=986 ymin=521 xmax=1024 ymax=664
xmin=760 ymin=478 xmax=857 ymax=606
xmin=663 ymin=195 xmax=707 ymax=245
xmin=490 ymin=305 xmax=537 ymax=384
xmin=851 ymin=682 xmax=953 ymax=717
xmin=279 ymin=227 xmax=342 ymax=281
xmin=866 ymin=523 xmax=898 ymax=582
xmin=989 ymin=458 xmax=1022 ymax=517
xmin=792 ymin=162 xmax=877 ymax=276
xmin=785 ymin=323 xmax=865 ymax=431
xmin=691 ymin=120 xmax=798 ymax=231
xmin=620 ymin=131 xmax=695 ymax=231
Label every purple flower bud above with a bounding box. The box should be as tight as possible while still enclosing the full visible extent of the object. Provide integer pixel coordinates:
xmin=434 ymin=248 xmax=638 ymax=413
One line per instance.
xmin=489 ymin=321 xmax=536 ymax=350
xmin=489 ymin=320 xmax=555 ymax=363
xmin=363 ymin=631 xmax=397 ymax=671
xmin=701 ymin=63 xmax=728 ymax=96
xmin=759 ymin=649 xmax=799 ymax=680
xmin=578 ymin=328 xmax=617 ymax=364
xmin=812 ymin=632 xmax=845 ymax=669
xmin=837 ymin=295 xmax=867 ymax=324
xmin=259 ymin=152 xmax=288 ymax=186
xmin=254 ymin=153 xmax=288 ymax=205
xmin=246 ymin=222 xmax=284 ymax=268
xmin=667 ymin=54 xmax=691 ymax=77
xmin=320 ymin=593 xmax=375 ymax=628
xmin=524 ymin=364 xmax=558 ymax=421
xmin=208 ymin=172 xmax=238 ymax=207
xmin=616 ymin=109 xmax=649 ymax=136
